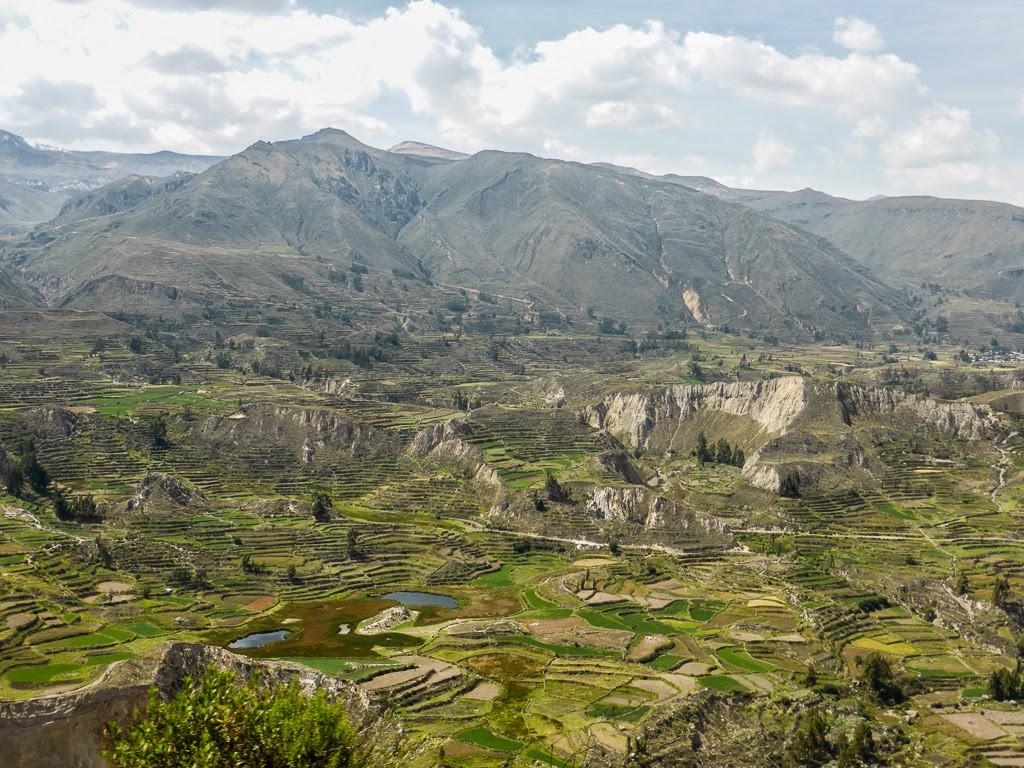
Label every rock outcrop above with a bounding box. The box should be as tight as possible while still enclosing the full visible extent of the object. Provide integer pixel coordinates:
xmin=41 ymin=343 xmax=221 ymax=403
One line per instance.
xmin=126 ymin=472 xmax=207 ymax=512
xmin=583 ymin=377 xmax=999 ymax=494
xmin=0 ymin=642 xmax=392 ymax=768
xmin=583 ymin=377 xmax=809 ymax=448
xmin=584 ymin=486 xmax=733 ymax=547
xmin=409 ymin=420 xmax=501 ymax=488
xmin=836 ymin=382 xmax=996 ymax=440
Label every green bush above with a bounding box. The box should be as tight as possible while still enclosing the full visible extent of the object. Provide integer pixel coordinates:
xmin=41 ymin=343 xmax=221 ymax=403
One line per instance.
xmin=105 ymin=669 xmax=362 ymax=768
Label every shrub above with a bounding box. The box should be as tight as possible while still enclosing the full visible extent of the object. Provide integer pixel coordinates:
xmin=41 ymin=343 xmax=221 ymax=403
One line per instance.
xmin=105 ymin=668 xmax=361 ymax=768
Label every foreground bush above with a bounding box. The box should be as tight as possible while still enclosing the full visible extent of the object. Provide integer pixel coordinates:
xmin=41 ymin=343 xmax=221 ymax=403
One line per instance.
xmin=105 ymin=668 xmax=362 ymax=768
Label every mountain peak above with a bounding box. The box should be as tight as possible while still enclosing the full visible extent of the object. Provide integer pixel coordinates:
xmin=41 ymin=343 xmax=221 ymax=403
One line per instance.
xmin=388 ymin=140 xmax=468 ymax=161
xmin=298 ymin=127 xmax=379 ymax=153
xmin=0 ymin=129 xmax=33 ymax=152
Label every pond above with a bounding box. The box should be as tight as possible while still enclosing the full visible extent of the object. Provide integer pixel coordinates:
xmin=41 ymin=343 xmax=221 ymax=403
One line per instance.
xmin=381 ymin=591 xmax=457 ymax=608
xmin=228 ymin=629 xmax=289 ymax=649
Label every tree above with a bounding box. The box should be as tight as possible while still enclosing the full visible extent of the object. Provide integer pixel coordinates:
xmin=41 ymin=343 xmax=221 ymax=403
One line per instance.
xmin=22 ymin=448 xmax=49 ymax=496
xmin=104 ymin=669 xmax=361 ymax=768
xmin=545 ymin=471 xmax=569 ymax=503
xmin=993 ymin=575 xmax=1011 ymax=608
xmin=346 ymin=528 xmax=361 ymax=561
xmin=803 ymin=664 xmax=818 ymax=687
xmin=312 ymin=491 xmax=333 ymax=523
xmin=5 ymin=462 xmax=24 ymax=497
xmin=989 ymin=667 xmax=1021 ymax=701
xmin=860 ymin=653 xmax=903 ymax=703
xmin=53 ymin=487 xmax=71 ymax=521
xmin=695 ymin=431 xmax=712 ymax=465
xmin=779 ymin=470 xmax=801 ymax=498
xmin=785 ymin=708 xmax=832 ymax=768
xmin=151 ymin=414 xmax=170 ymax=450
xmin=955 ymin=569 xmax=970 ymax=596
xmin=837 ymin=722 xmax=876 ymax=768
xmin=715 ymin=438 xmax=733 ymax=466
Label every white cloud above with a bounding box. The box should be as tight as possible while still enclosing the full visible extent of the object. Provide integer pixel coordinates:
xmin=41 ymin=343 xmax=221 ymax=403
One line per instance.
xmin=833 ymin=16 xmax=886 ymax=53
xmin=585 ymin=101 xmax=681 ymax=129
xmin=680 ymin=31 xmax=923 ymax=116
xmin=853 ymin=115 xmax=887 ymax=138
xmin=882 ymin=104 xmax=998 ymax=168
xmin=881 ymin=104 xmax=1002 ymax=194
xmin=1018 ymin=94 xmax=1024 ymax=117
xmin=752 ymin=131 xmax=794 ymax=172
xmin=0 ymin=0 xmax=933 ymax=156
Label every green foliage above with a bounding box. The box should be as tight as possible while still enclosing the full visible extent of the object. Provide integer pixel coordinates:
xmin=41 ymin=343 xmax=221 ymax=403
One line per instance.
xmin=836 ymin=721 xmax=876 ymax=768
xmin=4 ymin=461 xmax=24 ymax=496
xmin=21 ymin=444 xmax=50 ymax=496
xmin=312 ymin=491 xmax=333 ymax=523
xmin=955 ymin=569 xmax=970 ymax=595
xmin=151 ymin=414 xmax=170 ymax=449
xmin=779 ymin=470 xmax=801 ymax=498
xmin=105 ymin=668 xmax=361 ymax=768
xmin=993 ymin=575 xmax=1011 ymax=607
xmin=694 ymin=431 xmax=744 ymax=468
xmin=860 ymin=653 xmax=904 ymax=704
xmin=544 ymin=471 xmax=569 ymax=503
xmin=988 ymin=667 xmax=1024 ymax=701
xmin=784 ymin=708 xmax=832 ymax=768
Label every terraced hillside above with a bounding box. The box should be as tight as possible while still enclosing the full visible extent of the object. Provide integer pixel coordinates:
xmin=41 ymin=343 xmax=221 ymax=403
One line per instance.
xmin=3 ymin=299 xmax=1024 ymax=767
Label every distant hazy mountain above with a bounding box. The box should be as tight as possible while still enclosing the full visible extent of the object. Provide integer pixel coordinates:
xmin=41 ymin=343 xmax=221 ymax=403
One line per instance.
xmin=388 ymin=140 xmax=469 ymax=161
xmin=1 ymin=128 xmax=904 ymax=341
xmin=0 ymin=129 xmax=221 ymax=233
xmin=599 ymin=162 xmax=1024 ymax=301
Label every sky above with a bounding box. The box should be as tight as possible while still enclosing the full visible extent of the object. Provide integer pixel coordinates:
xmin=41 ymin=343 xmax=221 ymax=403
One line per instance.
xmin=0 ymin=0 xmax=1022 ymax=202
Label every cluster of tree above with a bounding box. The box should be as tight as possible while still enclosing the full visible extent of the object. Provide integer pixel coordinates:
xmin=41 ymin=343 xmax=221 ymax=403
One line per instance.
xmin=779 ymin=470 xmax=802 ymax=498
xmin=598 ymin=317 xmax=628 ymax=335
xmin=151 ymin=414 xmax=170 ymax=449
xmin=323 ymin=333 xmax=400 ymax=369
xmin=989 ymin=665 xmax=1024 ymax=701
xmin=993 ymin=574 xmax=1012 ymax=608
xmin=544 ymin=471 xmax=570 ymax=503
xmin=53 ymin=488 xmax=103 ymax=523
xmin=694 ymin=431 xmax=745 ymax=468
xmin=240 ymin=554 xmax=266 ymax=575
xmin=784 ymin=709 xmax=878 ymax=768
xmin=312 ymin=491 xmax=333 ymax=523
xmin=164 ymin=566 xmax=210 ymax=590
xmin=859 ymin=652 xmax=905 ymax=704
xmin=4 ymin=439 xmax=50 ymax=498
xmin=104 ymin=669 xmax=365 ymax=768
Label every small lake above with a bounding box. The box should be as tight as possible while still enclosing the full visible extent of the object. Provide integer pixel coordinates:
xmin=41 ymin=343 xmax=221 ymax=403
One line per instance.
xmin=228 ymin=629 xmax=289 ymax=649
xmin=382 ymin=591 xmax=457 ymax=608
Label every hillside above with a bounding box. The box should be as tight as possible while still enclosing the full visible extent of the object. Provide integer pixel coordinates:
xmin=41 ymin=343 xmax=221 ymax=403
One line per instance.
xmin=610 ymin=163 xmax=1024 ymax=301
xmin=0 ymin=129 xmax=220 ymax=233
xmin=401 ymin=151 xmax=902 ymax=337
xmin=2 ymin=129 xmax=906 ymax=341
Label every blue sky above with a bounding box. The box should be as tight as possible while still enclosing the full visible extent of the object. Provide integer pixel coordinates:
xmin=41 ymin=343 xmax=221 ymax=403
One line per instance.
xmin=1 ymin=0 xmax=1021 ymax=202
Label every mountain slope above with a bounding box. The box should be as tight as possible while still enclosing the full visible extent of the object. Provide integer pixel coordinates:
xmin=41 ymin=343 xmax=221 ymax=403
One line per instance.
xmin=610 ymin=164 xmax=1024 ymax=301
xmin=400 ymin=151 xmax=903 ymax=337
xmin=0 ymin=129 xmax=221 ymax=233
xmin=2 ymin=129 xmax=907 ymax=340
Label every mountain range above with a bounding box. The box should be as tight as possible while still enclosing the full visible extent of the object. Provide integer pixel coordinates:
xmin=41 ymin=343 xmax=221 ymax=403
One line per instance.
xmin=2 ymin=126 xmax=1024 ymax=342
xmin=0 ymin=129 xmax=219 ymax=234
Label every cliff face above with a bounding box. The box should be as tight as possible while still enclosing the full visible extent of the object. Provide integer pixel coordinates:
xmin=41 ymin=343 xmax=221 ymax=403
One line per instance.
xmin=836 ymin=382 xmax=995 ymax=441
xmin=583 ymin=377 xmax=999 ymax=493
xmin=583 ymin=486 xmax=733 ymax=547
xmin=200 ymin=404 xmax=379 ymax=451
xmin=583 ymin=377 xmax=809 ymax=448
xmin=409 ymin=420 xmax=501 ymax=488
xmin=0 ymin=642 xmax=387 ymax=768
